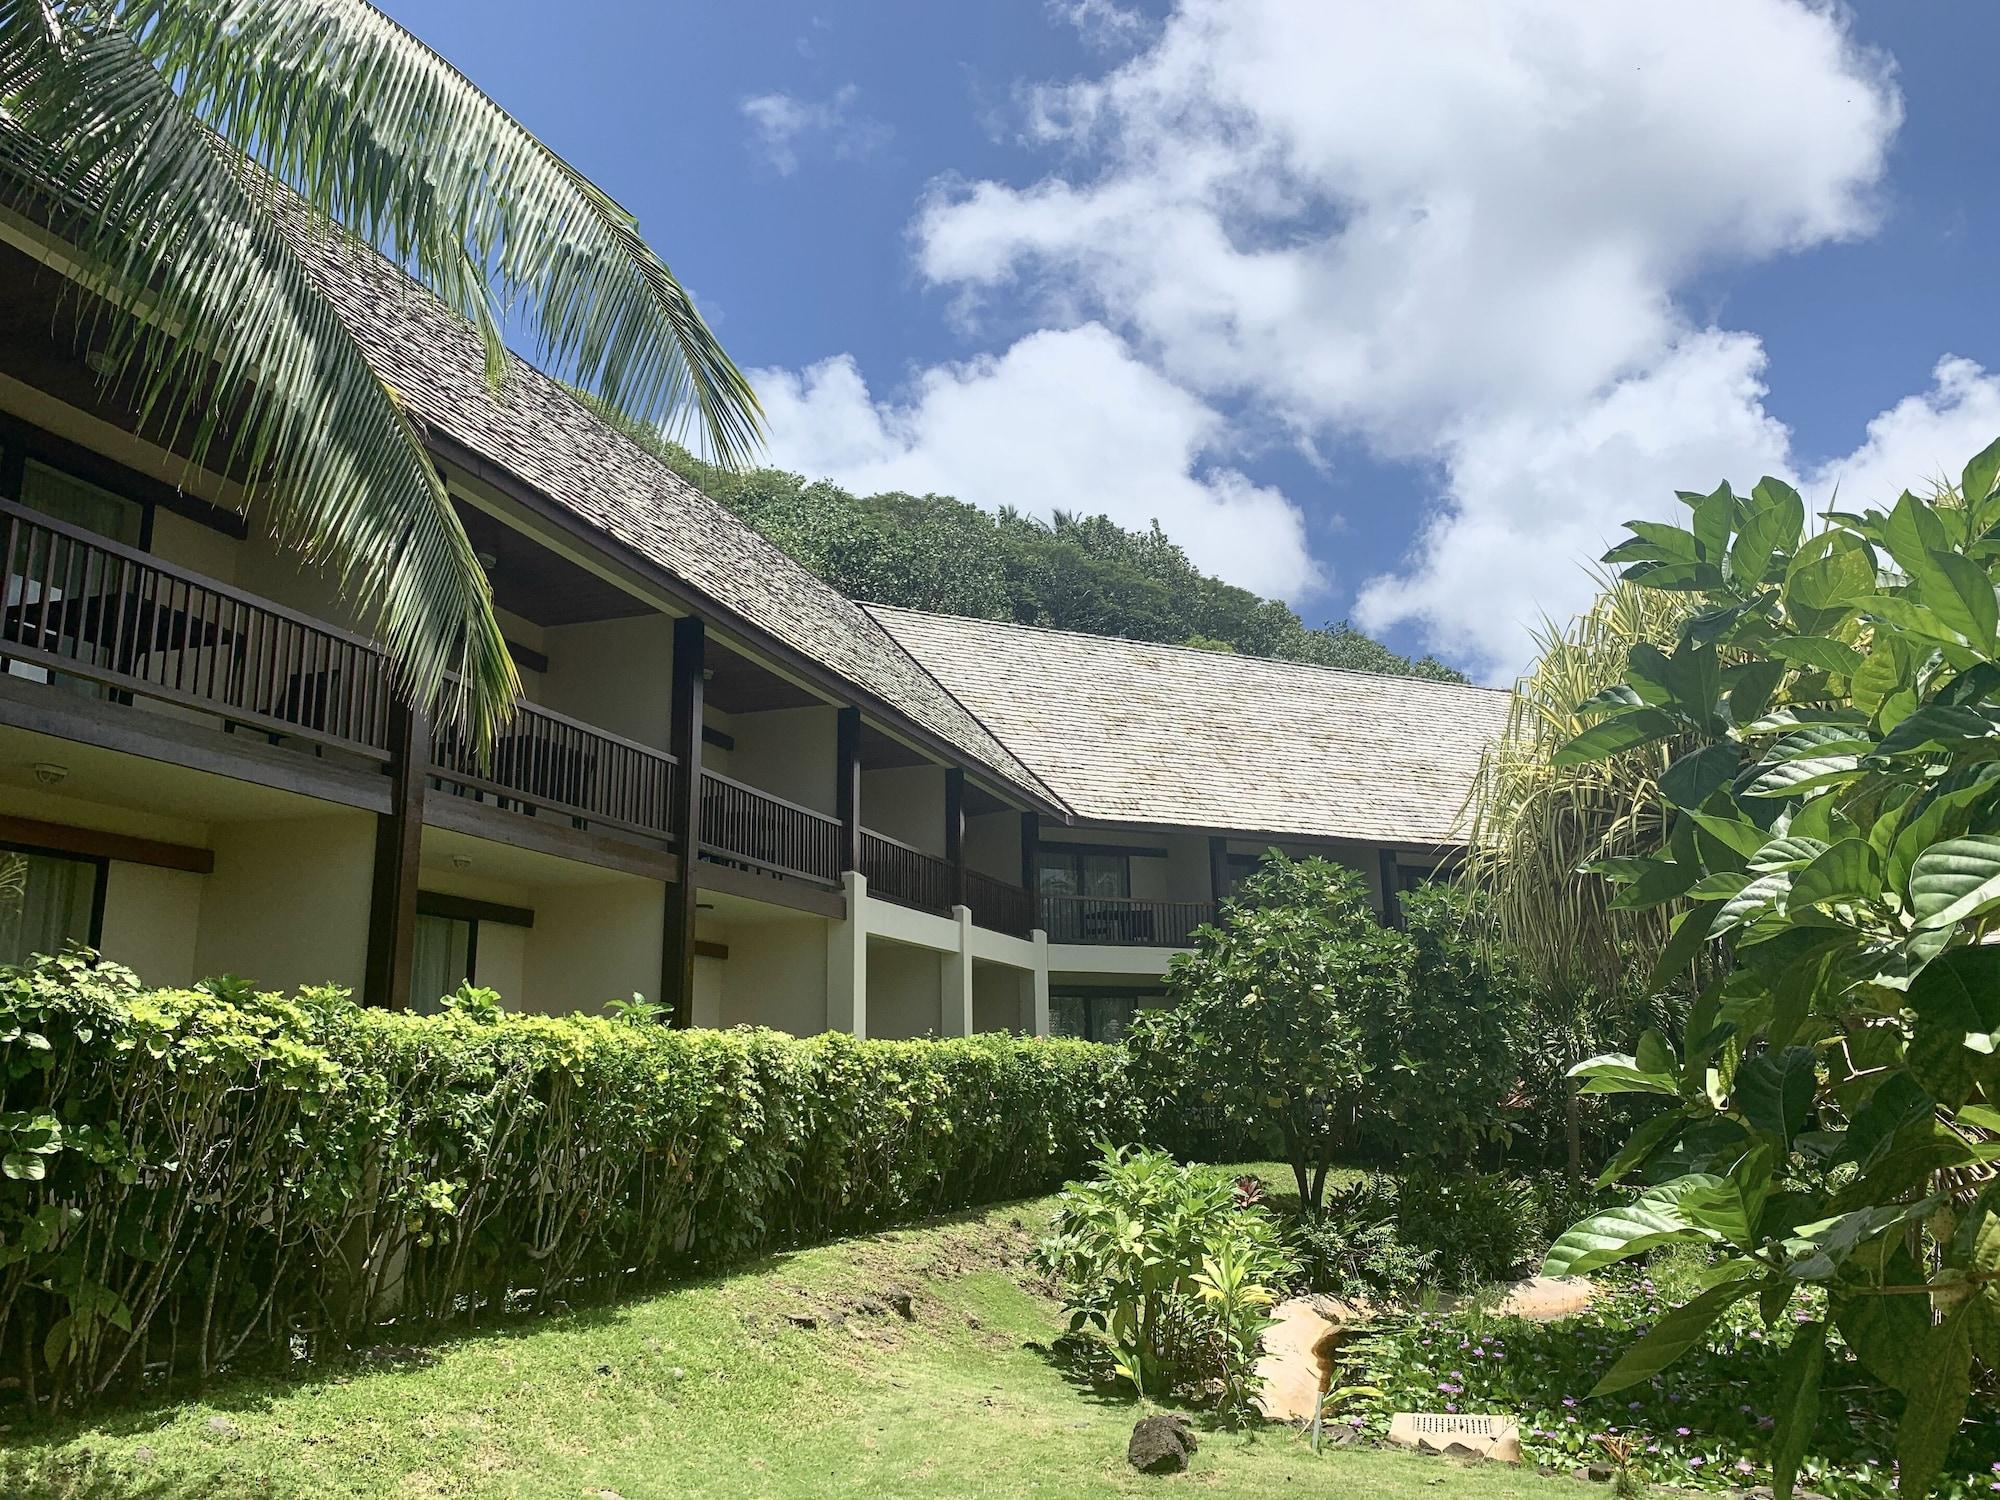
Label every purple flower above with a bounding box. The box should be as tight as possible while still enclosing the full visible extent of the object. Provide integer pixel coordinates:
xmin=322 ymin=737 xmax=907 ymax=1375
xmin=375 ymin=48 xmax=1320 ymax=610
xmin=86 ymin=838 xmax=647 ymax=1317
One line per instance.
xmin=1628 ymin=1402 xmax=1643 ymax=1412
xmin=1445 ymin=1403 xmax=1458 ymax=1414
xmin=1757 ymin=1417 xmax=1775 ymax=1431
xmin=1646 ymin=1445 xmax=1660 ymax=1455
xmin=1737 ymin=1461 xmax=1755 ymax=1475
xmin=1471 ymin=1347 xmax=1486 ymax=1358
xmin=1689 ymin=1457 xmax=1706 ymax=1471
xmin=1675 ymin=1427 xmax=1691 ymax=1438
xmin=1563 ymin=1397 xmax=1578 ymax=1409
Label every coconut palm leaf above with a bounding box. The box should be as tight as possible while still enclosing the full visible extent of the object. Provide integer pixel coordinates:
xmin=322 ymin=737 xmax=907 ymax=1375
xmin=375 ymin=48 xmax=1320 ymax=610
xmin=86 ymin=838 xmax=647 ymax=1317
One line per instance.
xmin=0 ymin=0 xmax=762 ymax=740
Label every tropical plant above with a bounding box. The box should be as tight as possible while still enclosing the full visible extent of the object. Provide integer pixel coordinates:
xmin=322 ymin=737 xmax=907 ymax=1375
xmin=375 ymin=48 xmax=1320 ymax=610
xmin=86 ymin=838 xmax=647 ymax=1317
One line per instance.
xmin=0 ymin=0 xmax=761 ymax=740
xmin=1126 ymin=857 xmax=1408 ymax=1210
xmin=1037 ymin=1146 xmax=1292 ymax=1414
xmin=1540 ymin=450 xmax=2000 ymax=1499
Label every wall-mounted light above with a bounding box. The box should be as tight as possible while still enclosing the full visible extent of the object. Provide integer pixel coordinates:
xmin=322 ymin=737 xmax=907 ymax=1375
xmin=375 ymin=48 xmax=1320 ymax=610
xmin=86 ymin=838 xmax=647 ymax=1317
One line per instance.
xmin=450 ymin=854 xmax=472 ymax=870
xmin=474 ymin=551 xmax=499 ymax=571
xmin=84 ymin=349 xmax=120 ymax=379
xmin=32 ymin=762 xmax=68 ymax=786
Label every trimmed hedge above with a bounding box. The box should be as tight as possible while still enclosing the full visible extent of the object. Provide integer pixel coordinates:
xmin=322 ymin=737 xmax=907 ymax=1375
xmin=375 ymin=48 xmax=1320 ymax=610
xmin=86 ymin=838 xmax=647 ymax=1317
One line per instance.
xmin=0 ymin=953 xmax=1136 ymax=1414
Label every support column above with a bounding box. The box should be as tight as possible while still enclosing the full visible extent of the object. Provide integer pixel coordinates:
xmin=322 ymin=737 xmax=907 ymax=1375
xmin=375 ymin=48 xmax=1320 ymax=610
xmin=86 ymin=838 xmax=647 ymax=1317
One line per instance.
xmin=941 ymin=903 xmax=974 ymax=1036
xmin=364 ymin=699 xmax=428 ymax=1010
xmin=663 ymin=615 xmax=705 ymax=1027
xmin=1027 ymin=928 xmax=1050 ymax=1037
xmin=945 ymin=767 xmax=966 ymax=911
xmin=1208 ymin=834 xmax=1231 ymax=904
xmin=827 ymin=870 xmax=868 ymax=1037
xmin=1378 ymin=848 xmax=1404 ymax=929
xmin=836 ymin=706 xmax=862 ymax=873
xmin=1018 ymin=809 xmax=1039 ymax=891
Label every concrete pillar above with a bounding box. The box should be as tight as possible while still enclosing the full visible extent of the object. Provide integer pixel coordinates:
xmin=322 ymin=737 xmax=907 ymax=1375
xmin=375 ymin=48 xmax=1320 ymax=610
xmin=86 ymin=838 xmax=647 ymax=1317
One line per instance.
xmin=1030 ymin=928 xmax=1050 ymax=1037
xmin=941 ymin=904 xmax=975 ymax=1036
xmin=827 ymin=870 xmax=868 ymax=1037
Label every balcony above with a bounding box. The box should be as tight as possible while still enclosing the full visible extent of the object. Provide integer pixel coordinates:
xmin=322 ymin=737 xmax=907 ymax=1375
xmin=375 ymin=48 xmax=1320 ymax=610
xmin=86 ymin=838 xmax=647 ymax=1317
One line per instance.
xmin=699 ymin=769 xmax=840 ymax=884
xmin=1039 ymin=895 xmax=1216 ymax=948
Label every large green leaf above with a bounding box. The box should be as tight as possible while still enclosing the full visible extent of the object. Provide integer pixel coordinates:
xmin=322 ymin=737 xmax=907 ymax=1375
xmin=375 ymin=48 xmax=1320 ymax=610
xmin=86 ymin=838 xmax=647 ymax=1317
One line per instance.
xmin=1963 ymin=434 xmax=2000 ymax=512
xmin=1542 ymin=1178 xmax=1717 ymax=1277
xmin=1735 ymin=1047 xmax=1816 ymax=1147
xmin=1907 ymin=946 xmax=2000 ymax=1109
xmin=1770 ymin=1318 xmax=1827 ymax=1500
xmin=1769 ymin=635 xmax=1864 ymax=676
xmin=1871 ymin=703 xmax=2000 ymax=760
xmin=1917 ymin=549 xmax=1999 ymax=653
xmin=1659 ymin=743 xmax=1742 ymax=810
xmin=1590 ymin=1276 xmax=1761 ymax=1396
xmin=1880 ymin=491 xmax=1950 ymax=579
xmin=1595 ymin=1111 xmax=1686 ymax=1189
xmin=1831 ymin=1252 xmax=1928 ymax=1395
xmin=1680 ymin=1146 xmax=1774 ymax=1249
xmin=1553 ymin=709 xmax=1683 ymax=767
xmin=1898 ymin=1306 xmax=1973 ymax=1500
xmin=1787 ymin=838 xmax=1878 ymax=909
xmin=1569 ymin=1052 xmax=1679 ymax=1097
xmin=1743 ymin=755 xmax=1864 ymax=799
xmin=1728 ymin=478 xmax=1804 ymax=586
xmin=1909 ymin=835 xmax=2000 ymax=930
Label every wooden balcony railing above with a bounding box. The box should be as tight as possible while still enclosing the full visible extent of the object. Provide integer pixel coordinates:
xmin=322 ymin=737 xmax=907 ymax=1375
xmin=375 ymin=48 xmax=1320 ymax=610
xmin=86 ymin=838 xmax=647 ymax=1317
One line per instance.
xmin=859 ymin=828 xmax=952 ymax=914
xmin=966 ymin=868 xmax=1036 ymax=937
xmin=1040 ymin=895 xmax=1216 ymax=948
xmin=0 ymin=499 xmax=396 ymax=757
xmin=699 ymin=769 xmax=841 ymax=884
xmin=428 ymin=694 xmax=678 ymax=842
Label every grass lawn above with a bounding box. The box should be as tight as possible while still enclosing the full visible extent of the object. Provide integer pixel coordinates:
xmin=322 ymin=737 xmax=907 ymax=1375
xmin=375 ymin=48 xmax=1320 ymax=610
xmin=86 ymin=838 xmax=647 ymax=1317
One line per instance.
xmin=2 ymin=1173 xmax=1574 ymax=1500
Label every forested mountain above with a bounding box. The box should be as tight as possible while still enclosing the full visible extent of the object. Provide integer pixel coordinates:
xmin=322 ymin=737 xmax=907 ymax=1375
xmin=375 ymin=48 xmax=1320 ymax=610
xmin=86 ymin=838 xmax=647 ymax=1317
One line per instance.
xmin=643 ymin=434 xmax=1465 ymax=684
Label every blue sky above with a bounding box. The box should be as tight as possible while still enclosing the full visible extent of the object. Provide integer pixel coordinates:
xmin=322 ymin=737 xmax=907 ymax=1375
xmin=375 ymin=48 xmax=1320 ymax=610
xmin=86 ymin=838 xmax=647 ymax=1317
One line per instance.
xmin=380 ymin=1 xmax=2000 ymax=681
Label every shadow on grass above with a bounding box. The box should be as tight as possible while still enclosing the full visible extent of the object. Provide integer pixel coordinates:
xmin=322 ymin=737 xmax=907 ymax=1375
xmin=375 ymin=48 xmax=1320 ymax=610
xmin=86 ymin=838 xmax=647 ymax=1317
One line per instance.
xmin=0 ymin=1194 xmax=1053 ymax=1456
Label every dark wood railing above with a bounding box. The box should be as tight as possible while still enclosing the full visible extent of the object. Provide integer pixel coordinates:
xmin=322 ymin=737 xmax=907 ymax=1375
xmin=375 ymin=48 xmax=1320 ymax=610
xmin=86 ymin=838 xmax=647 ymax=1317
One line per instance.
xmin=859 ymin=828 xmax=952 ymax=914
xmin=1040 ymin=895 xmax=1216 ymax=947
xmin=0 ymin=500 xmax=395 ymax=757
xmin=700 ymin=769 xmax=841 ymax=883
xmin=429 ymin=693 xmax=678 ymax=842
xmin=966 ymin=869 xmax=1036 ymax=937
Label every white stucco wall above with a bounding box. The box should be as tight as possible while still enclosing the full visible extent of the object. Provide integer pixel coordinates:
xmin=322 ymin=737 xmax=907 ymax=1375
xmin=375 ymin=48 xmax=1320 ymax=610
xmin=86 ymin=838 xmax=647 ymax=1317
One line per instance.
xmin=714 ymin=913 xmax=830 ymax=1034
xmin=518 ymin=874 xmax=665 ymax=1015
xmin=192 ymin=812 xmax=375 ymax=993
xmin=727 ymin=706 xmax=837 ymax=814
xmin=537 ymin=614 xmax=675 ymax=751
xmin=866 ymin=936 xmax=942 ymax=1040
xmin=99 ymin=862 xmax=204 ymax=987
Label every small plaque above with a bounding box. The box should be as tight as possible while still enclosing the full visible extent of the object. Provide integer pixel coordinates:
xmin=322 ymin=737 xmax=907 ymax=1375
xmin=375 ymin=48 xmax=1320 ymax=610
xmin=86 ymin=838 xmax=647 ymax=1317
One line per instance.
xmin=1387 ymin=1412 xmax=1522 ymax=1463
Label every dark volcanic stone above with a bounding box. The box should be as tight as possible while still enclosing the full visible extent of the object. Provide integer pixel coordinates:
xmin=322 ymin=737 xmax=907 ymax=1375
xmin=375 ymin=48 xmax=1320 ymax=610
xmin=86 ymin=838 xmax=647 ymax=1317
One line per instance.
xmin=1128 ymin=1414 xmax=1198 ymax=1475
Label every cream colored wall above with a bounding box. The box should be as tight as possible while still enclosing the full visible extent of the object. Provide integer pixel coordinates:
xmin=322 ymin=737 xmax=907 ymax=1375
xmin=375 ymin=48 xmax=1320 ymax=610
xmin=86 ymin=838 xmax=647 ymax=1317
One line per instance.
xmin=727 ymin=706 xmax=836 ymax=813
xmin=538 ymin=614 xmax=674 ymax=751
xmin=192 ymin=811 xmax=375 ymax=993
xmin=866 ymin=937 xmax=941 ymax=1040
xmin=861 ymin=765 xmax=945 ymax=851
xmin=0 ymin=783 xmax=208 ymax=846
xmin=518 ymin=874 xmax=664 ymax=1015
xmin=99 ymin=862 xmax=204 ymax=987
xmin=148 ymin=510 xmax=242 ymax=584
xmin=714 ymin=914 xmax=830 ymax=1033
xmin=964 ymin=810 xmax=1020 ymax=884
xmin=691 ymin=953 xmax=726 ymax=1028
xmin=474 ymin=922 xmax=529 ymax=1003
xmin=971 ymin=961 xmax=1028 ymax=1034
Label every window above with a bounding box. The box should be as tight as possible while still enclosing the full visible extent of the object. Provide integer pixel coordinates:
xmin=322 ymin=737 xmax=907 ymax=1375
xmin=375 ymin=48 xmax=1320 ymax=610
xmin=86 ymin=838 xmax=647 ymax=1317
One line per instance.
xmin=4 ymin=460 xmax=146 ymax=697
xmin=1037 ymin=847 xmax=1131 ymax=899
xmin=410 ymin=913 xmax=475 ymax=1015
xmin=0 ymin=845 xmax=104 ymax=969
xmin=1050 ymin=988 xmax=1163 ymax=1044
xmin=19 ymin=460 xmax=144 ymax=545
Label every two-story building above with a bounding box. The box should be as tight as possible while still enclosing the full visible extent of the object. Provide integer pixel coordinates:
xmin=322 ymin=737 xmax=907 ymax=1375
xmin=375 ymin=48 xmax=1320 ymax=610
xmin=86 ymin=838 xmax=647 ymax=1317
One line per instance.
xmin=0 ymin=184 xmax=1508 ymax=1040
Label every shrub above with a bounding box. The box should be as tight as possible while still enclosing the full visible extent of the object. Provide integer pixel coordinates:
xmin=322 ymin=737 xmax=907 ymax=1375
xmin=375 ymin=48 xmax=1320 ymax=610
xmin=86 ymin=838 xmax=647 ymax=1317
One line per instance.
xmin=1286 ymin=1177 xmax=1436 ymax=1297
xmin=1037 ymin=1146 xmax=1293 ymax=1416
xmin=1126 ymin=857 xmax=1407 ymax=1210
xmin=0 ymin=952 xmax=1138 ymax=1414
xmin=1393 ymin=1169 xmax=1536 ymax=1289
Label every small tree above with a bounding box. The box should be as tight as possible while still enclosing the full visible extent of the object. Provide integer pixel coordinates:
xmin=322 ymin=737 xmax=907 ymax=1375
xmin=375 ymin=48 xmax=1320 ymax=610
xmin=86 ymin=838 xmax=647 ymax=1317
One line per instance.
xmin=1128 ymin=856 xmax=1407 ymax=1211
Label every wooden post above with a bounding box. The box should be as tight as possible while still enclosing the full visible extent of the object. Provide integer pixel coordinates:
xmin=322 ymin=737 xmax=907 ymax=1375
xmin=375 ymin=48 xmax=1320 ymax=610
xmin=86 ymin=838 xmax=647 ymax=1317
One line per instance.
xmin=1208 ymin=834 xmax=1230 ymax=905
xmin=836 ymin=706 xmax=862 ymax=873
xmin=945 ymin=767 xmax=966 ymax=910
xmin=1378 ymin=848 xmax=1404 ymax=929
xmin=363 ymin=698 xmax=427 ymax=1010
xmin=663 ymin=615 xmax=704 ymax=1027
xmin=1018 ymin=810 xmax=1039 ymax=893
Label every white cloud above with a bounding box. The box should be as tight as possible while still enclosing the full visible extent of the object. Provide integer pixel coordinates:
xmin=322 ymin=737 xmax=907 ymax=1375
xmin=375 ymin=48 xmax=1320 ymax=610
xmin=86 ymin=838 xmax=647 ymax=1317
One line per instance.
xmin=740 ymin=84 xmax=891 ymax=176
xmin=1806 ymin=356 xmax=2000 ymax=511
xmin=750 ymin=324 xmax=1321 ymax=599
xmin=904 ymin=0 xmax=1901 ymax=675
xmin=1046 ymin=0 xmax=1152 ymax=52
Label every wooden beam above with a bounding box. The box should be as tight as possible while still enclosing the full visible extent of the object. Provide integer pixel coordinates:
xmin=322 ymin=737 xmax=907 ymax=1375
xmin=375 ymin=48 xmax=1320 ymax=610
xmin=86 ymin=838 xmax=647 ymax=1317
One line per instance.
xmin=694 ymin=939 xmax=729 ymax=961
xmin=701 ymin=724 xmax=735 ymax=752
xmin=1019 ymin=810 xmax=1039 ymax=893
xmin=363 ymin=700 xmax=427 ymax=1010
xmin=662 ymin=614 xmax=705 ymax=1027
xmin=945 ymin=766 xmax=966 ymax=910
xmin=1377 ymin=848 xmax=1404 ymax=929
xmin=0 ymin=814 xmax=212 ymax=873
xmin=1208 ymin=834 xmax=1230 ymax=904
xmin=417 ymin=891 xmax=534 ymax=929
xmin=836 ymin=706 xmax=861 ymax=874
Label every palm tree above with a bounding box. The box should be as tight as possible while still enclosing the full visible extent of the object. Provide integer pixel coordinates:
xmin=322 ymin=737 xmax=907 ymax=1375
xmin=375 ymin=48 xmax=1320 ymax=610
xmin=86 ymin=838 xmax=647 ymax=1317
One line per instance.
xmin=1460 ymin=575 xmax=1694 ymax=1175
xmin=0 ymin=0 xmax=762 ymax=743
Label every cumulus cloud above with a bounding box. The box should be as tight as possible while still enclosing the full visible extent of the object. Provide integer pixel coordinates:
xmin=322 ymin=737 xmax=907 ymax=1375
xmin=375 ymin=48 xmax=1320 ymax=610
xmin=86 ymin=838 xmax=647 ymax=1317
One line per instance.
xmin=740 ymin=84 xmax=890 ymax=176
xmin=750 ymin=323 xmax=1321 ymax=599
xmin=905 ymin=0 xmax=1901 ymax=676
xmin=1806 ymin=357 xmax=2000 ymax=510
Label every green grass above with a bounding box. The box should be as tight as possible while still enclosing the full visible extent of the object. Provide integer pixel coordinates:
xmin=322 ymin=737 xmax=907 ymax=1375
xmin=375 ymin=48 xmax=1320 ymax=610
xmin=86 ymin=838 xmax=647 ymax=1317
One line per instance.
xmin=1 ymin=1182 xmax=1574 ymax=1500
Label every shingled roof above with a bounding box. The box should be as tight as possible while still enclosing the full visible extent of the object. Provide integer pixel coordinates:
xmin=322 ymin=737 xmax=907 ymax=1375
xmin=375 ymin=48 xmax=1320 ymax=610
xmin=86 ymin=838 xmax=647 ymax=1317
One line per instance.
xmin=276 ymin=228 xmax=1058 ymax=810
xmin=867 ymin=606 xmax=1510 ymax=848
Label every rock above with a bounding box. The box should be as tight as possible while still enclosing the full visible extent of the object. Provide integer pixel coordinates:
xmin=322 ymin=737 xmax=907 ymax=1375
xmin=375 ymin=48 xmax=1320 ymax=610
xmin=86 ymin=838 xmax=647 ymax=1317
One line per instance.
xmin=1571 ymin=1464 xmax=1616 ymax=1483
xmin=205 ymin=1416 xmax=239 ymax=1438
xmin=1127 ymin=1414 xmax=1198 ymax=1475
xmin=1491 ymin=1276 xmax=1596 ymax=1321
xmin=886 ymin=1291 xmax=916 ymax=1320
xmin=783 ymin=1312 xmax=819 ymax=1331
xmin=1255 ymin=1296 xmax=1369 ymax=1423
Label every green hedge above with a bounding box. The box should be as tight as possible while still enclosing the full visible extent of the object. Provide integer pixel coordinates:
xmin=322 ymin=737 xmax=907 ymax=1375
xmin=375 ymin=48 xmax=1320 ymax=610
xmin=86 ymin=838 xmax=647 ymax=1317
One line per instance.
xmin=0 ymin=953 xmax=1136 ymax=1414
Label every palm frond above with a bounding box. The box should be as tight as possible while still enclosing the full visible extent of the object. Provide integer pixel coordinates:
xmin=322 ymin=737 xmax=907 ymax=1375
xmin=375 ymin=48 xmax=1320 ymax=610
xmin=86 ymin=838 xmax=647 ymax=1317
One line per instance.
xmin=130 ymin=0 xmax=764 ymax=467
xmin=0 ymin=2 xmax=516 ymax=741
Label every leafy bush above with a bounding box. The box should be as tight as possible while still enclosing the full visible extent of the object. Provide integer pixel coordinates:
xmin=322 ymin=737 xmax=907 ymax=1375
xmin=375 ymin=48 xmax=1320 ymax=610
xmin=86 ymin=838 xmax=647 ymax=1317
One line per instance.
xmin=1037 ymin=1146 xmax=1293 ymax=1415
xmin=1126 ymin=858 xmax=1408 ymax=1210
xmin=0 ymin=952 xmax=1138 ymax=1414
xmin=1393 ymin=1169 xmax=1537 ymax=1289
xmin=1286 ymin=1177 xmax=1436 ymax=1297
xmin=1351 ymin=1272 xmax=2000 ymax=1500
xmin=1543 ymin=451 xmax=2000 ymax=1498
